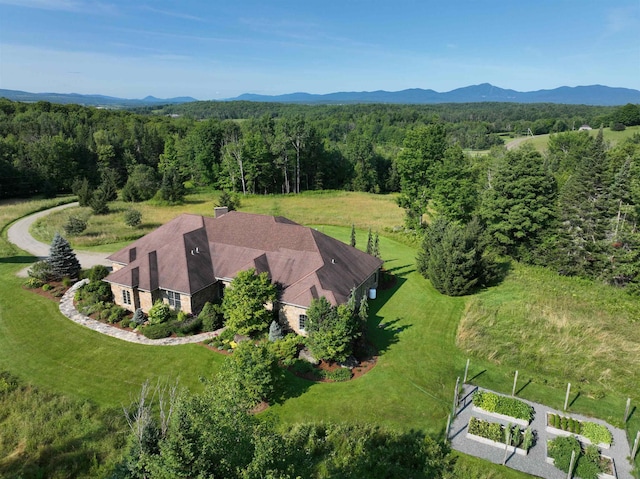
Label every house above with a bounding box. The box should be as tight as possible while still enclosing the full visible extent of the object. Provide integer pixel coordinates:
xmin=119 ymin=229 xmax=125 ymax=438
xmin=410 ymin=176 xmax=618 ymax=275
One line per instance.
xmin=104 ymin=210 xmax=383 ymax=335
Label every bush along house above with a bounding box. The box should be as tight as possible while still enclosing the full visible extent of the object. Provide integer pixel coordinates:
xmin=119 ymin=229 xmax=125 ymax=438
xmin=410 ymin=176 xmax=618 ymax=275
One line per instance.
xmin=104 ymin=209 xmax=383 ymax=335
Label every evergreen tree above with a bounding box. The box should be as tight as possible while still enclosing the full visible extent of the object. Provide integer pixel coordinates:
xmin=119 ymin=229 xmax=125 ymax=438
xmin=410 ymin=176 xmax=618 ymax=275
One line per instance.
xmin=358 ymin=294 xmax=369 ymax=324
xmin=89 ymin=183 xmax=110 ymax=215
xmin=350 ymin=224 xmax=356 ymax=248
xmin=306 ymin=297 xmax=359 ymax=362
xmin=159 ymin=167 xmax=185 ymax=203
xmin=48 ymin=232 xmax=81 ymax=279
xmin=268 ymin=320 xmax=283 ymax=342
xmin=366 ymin=228 xmax=373 ymax=255
xmin=372 ymin=232 xmax=380 ymax=259
xmin=554 ymin=128 xmax=612 ymax=276
xmin=417 ymin=217 xmax=486 ymax=296
xmin=479 ymin=145 xmax=557 ymax=263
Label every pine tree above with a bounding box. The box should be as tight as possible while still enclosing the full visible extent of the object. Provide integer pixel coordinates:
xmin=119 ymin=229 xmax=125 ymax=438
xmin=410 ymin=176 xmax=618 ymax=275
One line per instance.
xmin=350 ymin=224 xmax=356 ymax=248
xmin=358 ymin=294 xmax=369 ymax=324
xmin=366 ymin=228 xmax=373 ymax=255
xmin=479 ymin=145 xmax=557 ymax=263
xmin=417 ymin=217 xmax=486 ymax=296
xmin=268 ymin=320 xmax=283 ymax=342
xmin=372 ymin=233 xmax=380 ymax=259
xmin=48 ymin=232 xmax=81 ymax=279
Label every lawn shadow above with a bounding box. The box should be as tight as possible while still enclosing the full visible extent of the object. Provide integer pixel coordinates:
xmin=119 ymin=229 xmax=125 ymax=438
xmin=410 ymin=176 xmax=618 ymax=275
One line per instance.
xmin=479 ymin=258 xmax=512 ymax=290
xmin=366 ymin=273 xmax=409 ymax=355
xmin=625 ymin=405 xmax=636 ymax=423
xmin=516 ymin=379 xmax=532 ymax=396
xmin=272 ymin=370 xmax=313 ymax=404
xmin=569 ymin=391 xmax=581 ymax=408
xmin=467 ymin=369 xmax=486 ymax=382
xmin=0 ymin=255 xmax=36 ymax=264
xmin=371 ymin=318 xmax=412 ymax=355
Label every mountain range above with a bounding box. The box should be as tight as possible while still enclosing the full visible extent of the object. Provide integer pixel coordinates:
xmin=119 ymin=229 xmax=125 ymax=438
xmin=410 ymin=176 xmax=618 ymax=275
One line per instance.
xmin=0 ymin=89 xmax=197 ymax=107
xmin=1 ymin=84 xmax=639 ymax=107
xmin=230 ymin=84 xmax=640 ymax=106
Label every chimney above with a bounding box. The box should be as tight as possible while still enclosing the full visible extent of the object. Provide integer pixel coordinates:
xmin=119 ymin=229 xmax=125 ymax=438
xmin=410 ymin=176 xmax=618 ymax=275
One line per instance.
xmin=214 ymin=206 xmax=229 ymax=218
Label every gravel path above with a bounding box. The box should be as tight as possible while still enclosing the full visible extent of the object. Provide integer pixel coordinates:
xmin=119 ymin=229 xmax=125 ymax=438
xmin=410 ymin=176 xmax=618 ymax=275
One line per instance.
xmin=7 ymin=202 xmax=112 ymax=276
xmin=450 ymin=384 xmax=634 ymax=479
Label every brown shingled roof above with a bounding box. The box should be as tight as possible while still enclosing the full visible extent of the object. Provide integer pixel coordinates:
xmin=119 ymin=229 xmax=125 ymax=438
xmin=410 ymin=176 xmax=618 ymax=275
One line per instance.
xmin=105 ymin=211 xmax=383 ymax=308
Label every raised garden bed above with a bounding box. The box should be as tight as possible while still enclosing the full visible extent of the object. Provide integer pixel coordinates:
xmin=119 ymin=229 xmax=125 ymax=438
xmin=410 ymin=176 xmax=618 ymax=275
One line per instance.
xmin=466 ymin=416 xmax=533 ymax=455
xmin=546 ymin=412 xmax=612 ymax=449
xmin=546 ymin=436 xmax=616 ymax=479
xmin=472 ymin=390 xmax=533 ymax=426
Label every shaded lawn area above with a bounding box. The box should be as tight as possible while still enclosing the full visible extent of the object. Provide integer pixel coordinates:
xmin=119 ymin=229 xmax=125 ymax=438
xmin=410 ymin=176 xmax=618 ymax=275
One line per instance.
xmin=266 ymin=225 xmax=467 ymax=435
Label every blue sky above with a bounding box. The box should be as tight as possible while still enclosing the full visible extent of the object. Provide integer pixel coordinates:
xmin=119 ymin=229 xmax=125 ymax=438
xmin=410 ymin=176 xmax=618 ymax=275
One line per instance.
xmin=0 ymin=0 xmax=639 ymax=100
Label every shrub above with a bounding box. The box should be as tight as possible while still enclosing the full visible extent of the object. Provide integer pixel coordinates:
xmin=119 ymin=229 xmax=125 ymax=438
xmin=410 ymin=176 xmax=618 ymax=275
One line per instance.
xmin=61 ymin=276 xmax=72 ymax=288
xmin=107 ymin=305 xmax=126 ymax=324
xmin=28 ymin=260 xmax=54 ymax=282
xmin=580 ymin=421 xmax=612 ymax=445
xmin=123 ymin=209 xmax=142 ymax=228
xmin=177 ymin=316 xmax=203 ymax=335
xmin=290 ymin=359 xmax=320 ymax=378
xmin=148 ymin=300 xmax=172 ymax=324
xmin=132 ymin=308 xmax=145 ymax=325
xmin=142 ymin=322 xmax=175 ymax=339
xmin=42 ymin=283 xmax=52 ymax=291
xmin=560 ymin=416 xmax=568 ymax=431
xmin=269 ymin=333 xmax=301 ymax=366
xmin=63 ymin=215 xmax=87 ymax=235
xmin=199 ymin=301 xmax=223 ymax=331
xmin=86 ymin=264 xmax=110 ymax=282
xmin=322 ymin=367 xmax=352 ymax=382
xmin=24 ymin=277 xmax=44 ymax=289
xmin=268 ymin=320 xmax=284 ymax=342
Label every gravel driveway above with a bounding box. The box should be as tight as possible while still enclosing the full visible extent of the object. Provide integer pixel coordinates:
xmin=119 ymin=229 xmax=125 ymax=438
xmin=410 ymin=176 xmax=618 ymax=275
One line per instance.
xmin=7 ymin=202 xmax=112 ymax=275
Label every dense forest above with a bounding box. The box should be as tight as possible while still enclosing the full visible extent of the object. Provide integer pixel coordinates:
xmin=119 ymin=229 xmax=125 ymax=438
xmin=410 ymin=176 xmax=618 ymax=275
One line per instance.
xmin=1 ymin=98 xmax=639 ymax=290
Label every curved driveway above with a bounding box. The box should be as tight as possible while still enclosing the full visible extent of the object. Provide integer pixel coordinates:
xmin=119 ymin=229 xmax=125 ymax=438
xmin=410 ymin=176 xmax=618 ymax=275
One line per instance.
xmin=8 ymin=202 xmax=112 ymax=274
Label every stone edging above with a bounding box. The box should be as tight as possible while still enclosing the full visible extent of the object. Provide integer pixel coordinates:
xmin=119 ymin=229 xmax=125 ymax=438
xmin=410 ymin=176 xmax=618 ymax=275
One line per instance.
xmin=472 ymin=405 xmax=530 ymax=427
xmin=59 ymin=280 xmax=223 ymax=346
xmin=466 ymin=432 xmax=528 ymax=456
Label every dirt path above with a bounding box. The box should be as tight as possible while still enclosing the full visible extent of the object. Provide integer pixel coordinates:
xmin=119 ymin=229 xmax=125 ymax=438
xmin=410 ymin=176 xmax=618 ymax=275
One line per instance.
xmin=7 ymin=202 xmax=112 ymax=276
xmin=505 ymin=136 xmax=534 ymax=150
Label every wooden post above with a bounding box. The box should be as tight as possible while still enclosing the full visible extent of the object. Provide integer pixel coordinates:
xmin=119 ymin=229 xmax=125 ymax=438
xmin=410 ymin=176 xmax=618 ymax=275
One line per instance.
xmin=631 ymin=430 xmax=640 ymax=460
xmin=564 ymin=383 xmax=571 ymax=411
xmin=452 ymin=377 xmax=460 ymax=416
xmin=624 ymin=397 xmax=631 ymax=423
xmin=512 ymin=370 xmax=519 ymax=397
xmin=445 ymin=413 xmax=451 ymax=443
xmin=502 ymin=427 xmax=511 ymax=465
xmin=463 ymin=358 xmax=470 ymax=384
xmin=567 ymin=450 xmax=576 ymax=479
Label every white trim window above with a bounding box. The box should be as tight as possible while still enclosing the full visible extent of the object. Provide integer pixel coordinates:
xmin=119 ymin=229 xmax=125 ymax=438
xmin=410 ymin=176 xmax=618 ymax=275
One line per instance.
xmin=299 ymin=314 xmax=308 ymax=332
xmin=163 ymin=290 xmax=182 ymax=310
xmin=122 ymin=289 xmax=132 ymax=305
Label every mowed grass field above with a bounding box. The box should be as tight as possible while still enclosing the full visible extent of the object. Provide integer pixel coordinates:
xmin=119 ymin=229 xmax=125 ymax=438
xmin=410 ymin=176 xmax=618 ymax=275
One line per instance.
xmin=2 ymin=192 xmax=639 ymax=477
xmin=504 ymin=125 xmax=640 ymax=153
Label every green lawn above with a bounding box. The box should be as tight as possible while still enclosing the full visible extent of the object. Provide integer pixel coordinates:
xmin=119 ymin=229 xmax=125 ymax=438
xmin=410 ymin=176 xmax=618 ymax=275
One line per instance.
xmin=504 ymin=125 xmax=640 ymax=153
xmin=2 ymin=194 xmax=638 ymax=477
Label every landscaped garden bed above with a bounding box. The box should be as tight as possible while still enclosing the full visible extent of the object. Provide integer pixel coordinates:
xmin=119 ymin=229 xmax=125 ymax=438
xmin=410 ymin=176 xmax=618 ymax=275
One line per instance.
xmin=472 ymin=390 xmax=534 ymax=426
xmin=546 ymin=435 xmax=616 ymax=479
xmin=466 ymin=416 xmax=534 ymax=456
xmin=546 ymin=412 xmax=613 ymax=449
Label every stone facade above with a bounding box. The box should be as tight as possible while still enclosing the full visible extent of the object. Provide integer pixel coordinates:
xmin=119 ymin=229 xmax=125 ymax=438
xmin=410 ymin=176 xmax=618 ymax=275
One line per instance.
xmin=279 ymin=303 xmax=310 ymax=336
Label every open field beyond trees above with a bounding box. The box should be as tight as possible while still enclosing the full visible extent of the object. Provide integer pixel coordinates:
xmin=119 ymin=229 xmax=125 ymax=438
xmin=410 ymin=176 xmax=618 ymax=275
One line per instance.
xmin=1 ymin=192 xmax=638 ymax=478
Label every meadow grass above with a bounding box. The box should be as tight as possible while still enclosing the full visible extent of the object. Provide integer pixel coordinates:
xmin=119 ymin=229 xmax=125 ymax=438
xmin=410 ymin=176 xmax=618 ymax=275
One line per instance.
xmin=30 ymin=189 xmax=405 ymax=249
xmin=504 ymin=125 xmax=640 ymax=153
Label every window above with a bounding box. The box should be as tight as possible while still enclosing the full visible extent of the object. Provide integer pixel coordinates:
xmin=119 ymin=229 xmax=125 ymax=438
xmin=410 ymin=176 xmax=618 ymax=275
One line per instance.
xmin=299 ymin=314 xmax=307 ymax=331
xmin=122 ymin=289 xmax=131 ymax=305
xmin=164 ymin=290 xmax=182 ymax=310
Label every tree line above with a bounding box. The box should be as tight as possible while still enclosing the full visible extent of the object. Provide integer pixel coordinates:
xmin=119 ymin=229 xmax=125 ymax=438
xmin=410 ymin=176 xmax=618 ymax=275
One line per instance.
xmin=1 ymin=98 xmax=637 ymax=200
